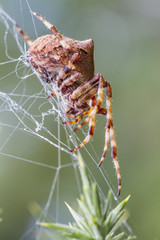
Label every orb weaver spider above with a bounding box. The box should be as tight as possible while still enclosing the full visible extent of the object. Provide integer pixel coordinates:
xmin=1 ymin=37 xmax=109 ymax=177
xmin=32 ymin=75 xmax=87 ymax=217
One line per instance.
xmin=16 ymin=11 xmax=121 ymax=196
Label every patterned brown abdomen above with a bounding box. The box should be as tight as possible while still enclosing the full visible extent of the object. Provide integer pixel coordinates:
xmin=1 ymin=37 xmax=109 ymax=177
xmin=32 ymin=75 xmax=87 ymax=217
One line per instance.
xmin=26 ymin=35 xmax=66 ymax=83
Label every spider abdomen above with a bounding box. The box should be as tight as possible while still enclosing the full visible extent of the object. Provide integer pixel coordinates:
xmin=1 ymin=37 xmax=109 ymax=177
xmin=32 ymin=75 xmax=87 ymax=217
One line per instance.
xmin=26 ymin=34 xmax=95 ymax=116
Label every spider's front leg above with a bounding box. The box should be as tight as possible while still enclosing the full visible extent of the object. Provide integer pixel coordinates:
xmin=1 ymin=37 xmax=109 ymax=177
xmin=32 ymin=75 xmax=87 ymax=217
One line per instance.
xmin=32 ymin=11 xmax=82 ymax=72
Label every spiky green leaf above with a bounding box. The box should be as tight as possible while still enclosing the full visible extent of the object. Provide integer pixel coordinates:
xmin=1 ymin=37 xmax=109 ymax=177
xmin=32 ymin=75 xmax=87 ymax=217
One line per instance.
xmin=111 ymin=232 xmax=124 ymax=240
xmin=104 ymin=195 xmax=130 ymax=234
xmin=91 ymin=182 xmax=101 ymax=218
xmin=65 ymin=202 xmax=88 ymax=232
xmin=37 ymin=155 xmax=135 ymax=240
xmin=105 ymin=233 xmax=114 ymax=240
xmin=124 ymin=236 xmax=136 ymax=240
xmin=102 ymin=190 xmax=112 ymax=223
xmin=37 ymin=222 xmax=91 ymax=239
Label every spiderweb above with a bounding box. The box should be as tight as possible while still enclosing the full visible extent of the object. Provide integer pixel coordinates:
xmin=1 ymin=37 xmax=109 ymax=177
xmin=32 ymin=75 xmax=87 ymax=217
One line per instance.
xmin=0 ymin=3 xmax=134 ymax=239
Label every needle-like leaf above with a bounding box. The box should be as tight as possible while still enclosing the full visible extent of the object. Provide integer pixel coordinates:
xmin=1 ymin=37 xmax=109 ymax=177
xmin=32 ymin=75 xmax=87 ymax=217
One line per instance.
xmin=37 ymin=155 xmax=135 ymax=240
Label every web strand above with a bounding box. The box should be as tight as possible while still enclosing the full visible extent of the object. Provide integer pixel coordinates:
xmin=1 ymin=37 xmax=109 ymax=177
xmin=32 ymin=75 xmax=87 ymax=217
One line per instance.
xmin=0 ymin=4 xmax=134 ymax=240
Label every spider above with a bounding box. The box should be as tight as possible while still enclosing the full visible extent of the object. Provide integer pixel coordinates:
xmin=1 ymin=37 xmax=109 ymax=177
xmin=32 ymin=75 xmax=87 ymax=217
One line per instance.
xmin=16 ymin=11 xmax=121 ymax=196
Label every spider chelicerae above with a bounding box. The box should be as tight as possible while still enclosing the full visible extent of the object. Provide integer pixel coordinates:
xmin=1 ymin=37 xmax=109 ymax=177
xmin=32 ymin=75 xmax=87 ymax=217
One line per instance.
xmin=16 ymin=11 xmax=121 ymax=196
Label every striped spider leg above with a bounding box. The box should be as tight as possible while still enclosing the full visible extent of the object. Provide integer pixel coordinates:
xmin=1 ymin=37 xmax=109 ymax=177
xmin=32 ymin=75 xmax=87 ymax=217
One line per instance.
xmin=67 ymin=74 xmax=121 ymax=196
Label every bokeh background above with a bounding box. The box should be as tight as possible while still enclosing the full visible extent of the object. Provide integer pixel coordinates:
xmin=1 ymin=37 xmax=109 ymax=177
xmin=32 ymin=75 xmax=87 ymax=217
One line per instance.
xmin=0 ymin=0 xmax=160 ymax=239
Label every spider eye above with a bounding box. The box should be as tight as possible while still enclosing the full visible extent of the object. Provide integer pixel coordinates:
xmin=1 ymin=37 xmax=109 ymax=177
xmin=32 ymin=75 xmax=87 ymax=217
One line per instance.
xmin=77 ymin=48 xmax=87 ymax=54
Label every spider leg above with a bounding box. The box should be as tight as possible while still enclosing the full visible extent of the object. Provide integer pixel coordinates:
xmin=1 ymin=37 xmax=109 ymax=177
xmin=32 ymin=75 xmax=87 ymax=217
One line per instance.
xmin=60 ymin=72 xmax=82 ymax=90
xmin=75 ymin=85 xmax=98 ymax=109
xmin=98 ymin=83 xmax=112 ymax=168
xmin=63 ymin=116 xmax=84 ymax=125
xmin=31 ymin=12 xmax=81 ymax=68
xmin=63 ymin=108 xmax=84 ymax=119
xmin=59 ymin=53 xmax=81 ymax=73
xmin=98 ymin=81 xmax=121 ymax=196
xmin=47 ymin=92 xmax=56 ymax=99
xmin=31 ymin=12 xmax=83 ymax=74
xmin=63 ymin=96 xmax=96 ymax=125
xmin=70 ymin=75 xmax=104 ymax=152
xmin=72 ymin=75 xmax=103 ymax=131
xmin=110 ymin=123 xmax=121 ymax=196
xmin=70 ymin=74 xmax=100 ymax=100
xmin=57 ymin=68 xmax=82 ymax=96
xmin=73 ymin=107 xmax=107 ymax=131
xmin=15 ymin=24 xmax=32 ymax=46
xmin=59 ymin=66 xmax=70 ymax=80
xmin=31 ymin=11 xmax=62 ymax=39
xmin=47 ymin=68 xmax=81 ymax=103
xmin=98 ymin=108 xmax=107 ymax=115
xmin=57 ymin=66 xmax=71 ymax=86
xmin=73 ymin=112 xmax=91 ymax=131
xmin=63 ymin=108 xmax=92 ymax=126
xmin=65 ymin=75 xmax=99 ymax=126
xmin=70 ymin=116 xmax=95 ymax=152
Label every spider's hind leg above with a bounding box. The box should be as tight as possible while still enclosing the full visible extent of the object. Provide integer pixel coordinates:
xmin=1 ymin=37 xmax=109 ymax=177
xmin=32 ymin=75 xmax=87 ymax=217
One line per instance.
xmin=98 ymin=82 xmax=112 ymax=167
xmin=98 ymin=81 xmax=121 ymax=196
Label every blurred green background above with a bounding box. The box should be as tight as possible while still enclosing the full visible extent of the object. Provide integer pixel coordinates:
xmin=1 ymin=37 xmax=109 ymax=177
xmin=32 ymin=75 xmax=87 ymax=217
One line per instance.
xmin=0 ymin=0 xmax=160 ymax=239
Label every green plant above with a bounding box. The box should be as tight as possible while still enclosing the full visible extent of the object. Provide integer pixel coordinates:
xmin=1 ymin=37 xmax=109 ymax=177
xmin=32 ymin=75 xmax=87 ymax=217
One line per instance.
xmin=38 ymin=154 xmax=135 ymax=240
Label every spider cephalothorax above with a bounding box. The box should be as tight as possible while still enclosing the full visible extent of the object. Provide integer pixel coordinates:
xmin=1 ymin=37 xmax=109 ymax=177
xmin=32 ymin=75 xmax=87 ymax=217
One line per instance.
xmin=16 ymin=11 xmax=121 ymax=195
